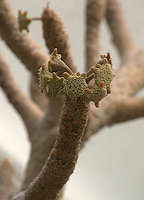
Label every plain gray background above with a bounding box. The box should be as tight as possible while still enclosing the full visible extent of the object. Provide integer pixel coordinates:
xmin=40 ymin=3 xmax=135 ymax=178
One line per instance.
xmin=0 ymin=0 xmax=144 ymax=199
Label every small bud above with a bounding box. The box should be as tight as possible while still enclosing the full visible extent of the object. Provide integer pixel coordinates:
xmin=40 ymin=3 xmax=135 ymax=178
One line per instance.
xmin=85 ymin=88 xmax=91 ymax=94
xmin=76 ymin=72 xmax=81 ymax=76
xmin=91 ymin=66 xmax=97 ymax=72
xmin=52 ymin=48 xmax=58 ymax=56
xmin=63 ymin=72 xmax=70 ymax=79
xmin=103 ymin=58 xmax=107 ymax=64
xmin=99 ymin=81 xmax=105 ymax=88
xmin=95 ymin=64 xmax=101 ymax=68
xmin=52 ymin=72 xmax=57 ymax=78
xmin=60 ymin=77 xmax=65 ymax=81
xmin=107 ymin=52 xmax=111 ymax=59
xmin=81 ymin=73 xmax=87 ymax=77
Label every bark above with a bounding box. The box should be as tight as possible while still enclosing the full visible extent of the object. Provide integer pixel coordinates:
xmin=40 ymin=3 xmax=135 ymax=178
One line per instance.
xmin=86 ymin=0 xmax=106 ymax=69
xmin=0 ymin=0 xmax=48 ymax=74
xmin=0 ymin=159 xmax=14 ymax=200
xmin=106 ymin=0 xmax=136 ymax=59
xmin=19 ymin=97 xmax=89 ymax=200
xmin=42 ymin=7 xmax=77 ymax=72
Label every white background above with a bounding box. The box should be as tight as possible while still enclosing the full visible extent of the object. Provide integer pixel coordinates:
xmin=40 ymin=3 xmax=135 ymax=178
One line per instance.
xmin=0 ymin=0 xmax=144 ymax=200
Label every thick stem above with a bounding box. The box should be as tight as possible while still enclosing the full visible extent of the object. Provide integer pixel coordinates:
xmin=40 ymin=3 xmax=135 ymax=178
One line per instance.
xmin=24 ymin=97 xmax=89 ymax=200
xmin=106 ymin=0 xmax=136 ymax=58
xmin=109 ymin=97 xmax=144 ymax=124
xmin=0 ymin=0 xmax=49 ymax=74
xmin=86 ymin=0 xmax=106 ymax=70
xmin=42 ymin=7 xmax=77 ymax=72
xmin=21 ymin=96 xmax=64 ymax=190
xmin=0 ymin=0 xmax=49 ymax=110
xmin=84 ymin=49 xmax=144 ymax=141
xmin=0 ymin=159 xmax=14 ymax=200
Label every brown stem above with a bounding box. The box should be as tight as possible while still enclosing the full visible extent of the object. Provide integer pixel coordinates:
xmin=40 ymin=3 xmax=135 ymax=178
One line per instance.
xmin=106 ymin=0 xmax=136 ymax=58
xmin=21 ymin=96 xmax=63 ymax=192
xmin=0 ymin=159 xmax=14 ymax=200
xmin=109 ymin=97 xmax=144 ymax=125
xmin=84 ymin=49 xmax=144 ymax=141
xmin=42 ymin=7 xmax=77 ymax=72
xmin=0 ymin=0 xmax=49 ymax=112
xmin=22 ymin=97 xmax=89 ymax=200
xmin=86 ymin=0 xmax=106 ymax=70
xmin=0 ymin=0 xmax=49 ymax=74
xmin=31 ymin=17 xmax=41 ymax=21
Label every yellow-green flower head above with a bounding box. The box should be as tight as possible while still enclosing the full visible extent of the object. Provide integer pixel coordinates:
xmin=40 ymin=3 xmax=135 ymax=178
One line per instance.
xmin=88 ymin=86 xmax=107 ymax=104
xmin=62 ymin=75 xmax=88 ymax=100
xmin=93 ymin=63 xmax=113 ymax=90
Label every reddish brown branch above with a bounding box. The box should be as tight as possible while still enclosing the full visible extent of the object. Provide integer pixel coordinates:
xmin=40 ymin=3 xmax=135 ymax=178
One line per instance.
xmin=18 ymin=97 xmax=89 ymax=200
xmin=86 ymin=0 xmax=106 ymax=70
xmin=106 ymin=0 xmax=136 ymax=58
xmin=0 ymin=0 xmax=48 ymax=74
xmin=0 ymin=0 xmax=49 ymax=110
xmin=21 ymin=96 xmax=64 ymax=190
xmin=109 ymin=97 xmax=144 ymax=125
xmin=85 ymin=49 xmax=144 ymax=140
xmin=42 ymin=7 xmax=77 ymax=72
xmin=0 ymin=159 xmax=14 ymax=200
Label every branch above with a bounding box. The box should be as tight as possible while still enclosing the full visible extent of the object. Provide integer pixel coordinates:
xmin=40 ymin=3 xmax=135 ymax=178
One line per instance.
xmin=18 ymin=97 xmax=89 ymax=200
xmin=109 ymin=97 xmax=144 ymax=124
xmin=106 ymin=0 xmax=136 ymax=58
xmin=21 ymin=52 xmax=71 ymax=191
xmin=0 ymin=0 xmax=49 ymax=74
xmin=17 ymin=54 xmax=113 ymax=199
xmin=0 ymin=53 xmax=43 ymax=141
xmin=85 ymin=49 xmax=144 ymax=140
xmin=0 ymin=0 xmax=49 ymax=109
xmin=42 ymin=7 xmax=77 ymax=73
xmin=86 ymin=0 xmax=106 ymax=70
xmin=21 ymin=97 xmax=64 ymax=190
xmin=0 ymin=159 xmax=14 ymax=200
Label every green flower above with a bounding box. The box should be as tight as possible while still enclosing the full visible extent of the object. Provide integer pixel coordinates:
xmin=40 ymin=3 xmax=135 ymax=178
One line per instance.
xmin=18 ymin=10 xmax=31 ymax=32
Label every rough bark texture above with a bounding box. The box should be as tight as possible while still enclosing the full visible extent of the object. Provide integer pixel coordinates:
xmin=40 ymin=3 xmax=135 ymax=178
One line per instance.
xmin=106 ymin=0 xmax=136 ymax=58
xmin=84 ymin=49 xmax=144 ymax=141
xmin=0 ymin=0 xmax=49 ymax=110
xmin=20 ymin=97 xmax=89 ymax=200
xmin=42 ymin=7 xmax=77 ymax=72
xmin=0 ymin=159 xmax=14 ymax=200
xmin=86 ymin=0 xmax=106 ymax=69
xmin=0 ymin=0 xmax=48 ymax=74
xmin=21 ymin=95 xmax=63 ymax=191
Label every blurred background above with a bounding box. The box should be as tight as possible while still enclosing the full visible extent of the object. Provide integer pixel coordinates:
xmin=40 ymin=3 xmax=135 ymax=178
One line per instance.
xmin=0 ymin=0 xmax=144 ymax=199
